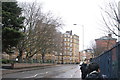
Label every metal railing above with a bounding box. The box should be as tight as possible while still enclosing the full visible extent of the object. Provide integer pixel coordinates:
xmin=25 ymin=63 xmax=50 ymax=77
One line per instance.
xmin=91 ymin=41 xmax=120 ymax=78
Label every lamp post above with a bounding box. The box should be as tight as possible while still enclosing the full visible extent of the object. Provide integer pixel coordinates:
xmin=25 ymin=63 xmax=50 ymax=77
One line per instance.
xmin=73 ymin=24 xmax=84 ymax=50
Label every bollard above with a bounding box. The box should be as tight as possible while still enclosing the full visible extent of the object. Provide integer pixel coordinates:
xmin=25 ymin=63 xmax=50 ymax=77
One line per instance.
xmin=11 ymin=63 xmax=14 ymax=69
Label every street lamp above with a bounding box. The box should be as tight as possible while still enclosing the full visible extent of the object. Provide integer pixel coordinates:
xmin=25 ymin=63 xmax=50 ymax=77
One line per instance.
xmin=73 ymin=24 xmax=84 ymax=50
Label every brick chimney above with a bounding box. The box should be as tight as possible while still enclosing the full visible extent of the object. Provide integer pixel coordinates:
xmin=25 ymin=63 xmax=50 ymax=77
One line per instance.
xmin=108 ymin=34 xmax=112 ymax=37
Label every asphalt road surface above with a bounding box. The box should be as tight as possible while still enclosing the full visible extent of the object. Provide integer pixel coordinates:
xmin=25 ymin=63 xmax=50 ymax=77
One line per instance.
xmin=2 ymin=64 xmax=81 ymax=79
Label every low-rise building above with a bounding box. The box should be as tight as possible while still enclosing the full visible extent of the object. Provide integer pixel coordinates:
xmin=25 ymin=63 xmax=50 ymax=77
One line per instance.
xmin=95 ymin=34 xmax=117 ymax=56
xmin=80 ymin=49 xmax=94 ymax=62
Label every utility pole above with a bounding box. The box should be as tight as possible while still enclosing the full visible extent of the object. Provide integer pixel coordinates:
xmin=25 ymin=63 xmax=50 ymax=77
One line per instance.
xmin=82 ymin=25 xmax=84 ymax=50
xmin=73 ymin=24 xmax=84 ymax=50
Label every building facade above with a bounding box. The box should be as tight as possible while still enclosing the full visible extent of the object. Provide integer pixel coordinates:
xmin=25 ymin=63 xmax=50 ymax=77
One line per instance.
xmin=62 ymin=30 xmax=79 ymax=64
xmin=95 ymin=34 xmax=117 ymax=56
xmin=72 ymin=34 xmax=79 ymax=63
xmin=79 ymin=49 xmax=94 ymax=62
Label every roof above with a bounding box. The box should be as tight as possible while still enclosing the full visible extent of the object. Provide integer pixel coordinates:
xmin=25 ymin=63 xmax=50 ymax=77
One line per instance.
xmin=80 ymin=49 xmax=94 ymax=53
xmin=95 ymin=36 xmax=117 ymax=40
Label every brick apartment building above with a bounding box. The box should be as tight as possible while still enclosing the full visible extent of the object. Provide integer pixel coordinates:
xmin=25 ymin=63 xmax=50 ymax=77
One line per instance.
xmin=95 ymin=34 xmax=117 ymax=55
xmin=63 ymin=30 xmax=79 ymax=63
xmin=55 ymin=30 xmax=79 ymax=64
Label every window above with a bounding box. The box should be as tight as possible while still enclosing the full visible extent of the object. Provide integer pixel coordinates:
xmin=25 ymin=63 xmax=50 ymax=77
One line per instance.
xmin=68 ymin=35 xmax=70 ymax=37
xmin=64 ymin=43 xmax=66 ymax=46
xmin=70 ymin=48 xmax=72 ymax=51
xmin=68 ymin=39 xmax=70 ymax=41
xmin=68 ymin=43 xmax=70 ymax=46
xmin=67 ymin=47 xmax=70 ymax=50
xmin=70 ymin=44 xmax=72 ymax=47
xmin=64 ymin=34 xmax=66 ymax=37
xmin=64 ymin=38 xmax=66 ymax=41
xmin=70 ymin=52 xmax=72 ymax=56
xmin=65 ymin=47 xmax=66 ymax=50
xmin=66 ymin=38 xmax=68 ymax=41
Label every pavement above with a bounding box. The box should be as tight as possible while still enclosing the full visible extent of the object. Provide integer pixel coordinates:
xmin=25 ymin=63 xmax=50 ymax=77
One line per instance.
xmin=2 ymin=64 xmax=81 ymax=79
xmin=1 ymin=63 xmax=82 ymax=79
xmin=53 ymin=65 xmax=81 ymax=78
xmin=1 ymin=63 xmax=56 ymax=75
xmin=73 ymin=69 xmax=81 ymax=78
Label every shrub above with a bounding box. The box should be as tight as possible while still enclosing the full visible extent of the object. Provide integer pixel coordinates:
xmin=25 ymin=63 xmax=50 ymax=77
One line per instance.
xmin=1 ymin=59 xmax=16 ymax=64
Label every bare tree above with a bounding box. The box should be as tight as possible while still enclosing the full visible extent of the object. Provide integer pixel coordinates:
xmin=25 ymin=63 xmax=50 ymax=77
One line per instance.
xmin=16 ymin=2 xmax=42 ymax=62
xmin=100 ymin=0 xmax=120 ymax=39
xmin=52 ymin=31 xmax=64 ymax=63
xmin=25 ymin=19 xmax=63 ymax=63
xmin=89 ymin=41 xmax=105 ymax=57
xmin=17 ymin=2 xmax=63 ymax=63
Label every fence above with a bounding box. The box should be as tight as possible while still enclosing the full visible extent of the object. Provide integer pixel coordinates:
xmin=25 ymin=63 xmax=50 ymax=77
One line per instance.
xmin=91 ymin=41 xmax=120 ymax=78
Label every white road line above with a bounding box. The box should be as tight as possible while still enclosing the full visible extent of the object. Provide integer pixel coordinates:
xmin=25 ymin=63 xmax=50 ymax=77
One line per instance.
xmin=24 ymin=74 xmax=37 ymax=78
xmin=24 ymin=66 xmax=76 ymax=78
xmin=24 ymin=73 xmax=45 ymax=78
xmin=71 ymin=75 xmax=73 ymax=78
xmin=75 ymin=70 xmax=79 ymax=73
xmin=46 ymin=72 xmax=48 ymax=74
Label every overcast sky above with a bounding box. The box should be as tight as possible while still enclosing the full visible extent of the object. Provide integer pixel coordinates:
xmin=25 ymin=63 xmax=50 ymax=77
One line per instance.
xmin=17 ymin=0 xmax=120 ymax=51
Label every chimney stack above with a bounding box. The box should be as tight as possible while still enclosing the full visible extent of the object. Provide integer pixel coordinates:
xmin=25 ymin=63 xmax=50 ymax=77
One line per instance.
xmin=108 ymin=34 xmax=112 ymax=37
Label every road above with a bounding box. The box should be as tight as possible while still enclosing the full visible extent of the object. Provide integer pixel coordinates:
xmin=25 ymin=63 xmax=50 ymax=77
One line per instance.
xmin=2 ymin=64 xmax=81 ymax=79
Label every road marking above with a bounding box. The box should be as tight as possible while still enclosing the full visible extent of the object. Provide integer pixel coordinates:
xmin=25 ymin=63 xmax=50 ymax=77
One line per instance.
xmin=24 ymin=65 xmax=77 ymax=78
xmin=24 ymin=74 xmax=37 ymax=78
xmin=24 ymin=73 xmax=45 ymax=78
xmin=75 ymin=70 xmax=79 ymax=73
